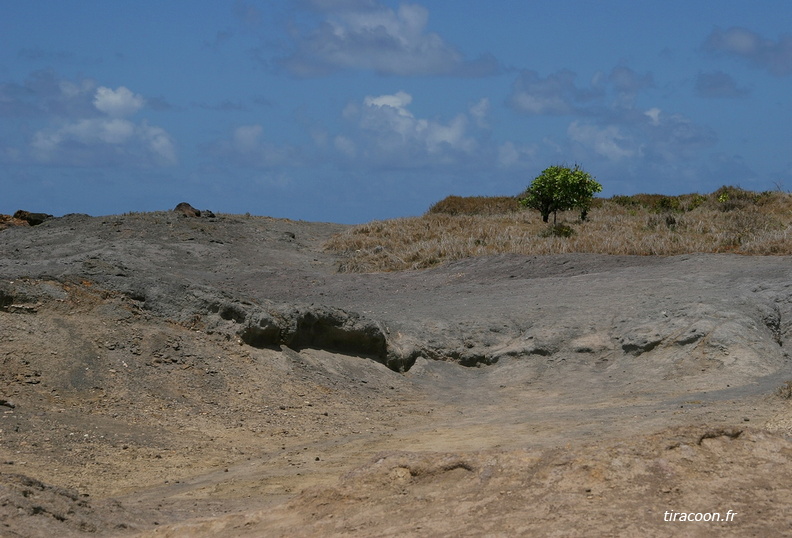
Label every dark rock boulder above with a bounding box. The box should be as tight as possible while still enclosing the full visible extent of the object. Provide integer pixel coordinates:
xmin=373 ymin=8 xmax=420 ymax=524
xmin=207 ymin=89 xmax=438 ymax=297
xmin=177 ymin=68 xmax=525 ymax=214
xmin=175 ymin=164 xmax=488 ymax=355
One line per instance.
xmin=13 ymin=210 xmax=53 ymax=226
xmin=173 ymin=202 xmax=201 ymax=217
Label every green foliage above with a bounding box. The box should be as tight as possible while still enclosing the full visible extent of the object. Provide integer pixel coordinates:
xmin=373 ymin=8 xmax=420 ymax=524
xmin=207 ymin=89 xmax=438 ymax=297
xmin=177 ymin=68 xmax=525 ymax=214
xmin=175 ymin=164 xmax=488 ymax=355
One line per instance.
xmin=610 ymin=191 xmax=728 ymax=213
xmin=611 ymin=195 xmax=639 ymax=207
xmin=655 ymin=196 xmax=680 ymax=212
xmin=688 ymin=194 xmax=707 ymax=211
xmin=712 ymin=185 xmax=756 ymax=211
xmin=520 ymin=164 xmax=602 ymax=223
xmin=540 ymin=223 xmax=576 ymax=238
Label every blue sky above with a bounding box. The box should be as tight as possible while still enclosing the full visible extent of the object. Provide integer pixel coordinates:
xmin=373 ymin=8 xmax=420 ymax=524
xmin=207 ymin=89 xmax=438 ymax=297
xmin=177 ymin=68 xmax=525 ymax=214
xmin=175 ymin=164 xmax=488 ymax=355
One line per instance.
xmin=2 ymin=1 xmax=791 ymax=223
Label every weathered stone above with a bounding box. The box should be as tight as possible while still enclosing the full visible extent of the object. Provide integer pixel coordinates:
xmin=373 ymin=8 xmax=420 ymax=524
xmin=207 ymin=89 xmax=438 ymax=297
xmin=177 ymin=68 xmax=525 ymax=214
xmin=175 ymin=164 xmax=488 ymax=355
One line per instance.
xmin=13 ymin=210 xmax=53 ymax=226
xmin=173 ymin=202 xmax=201 ymax=217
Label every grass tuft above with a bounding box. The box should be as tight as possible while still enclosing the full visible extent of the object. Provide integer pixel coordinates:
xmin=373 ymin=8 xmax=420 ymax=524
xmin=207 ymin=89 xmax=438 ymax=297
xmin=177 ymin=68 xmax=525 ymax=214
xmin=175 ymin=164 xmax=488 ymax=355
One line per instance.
xmin=776 ymin=380 xmax=792 ymax=400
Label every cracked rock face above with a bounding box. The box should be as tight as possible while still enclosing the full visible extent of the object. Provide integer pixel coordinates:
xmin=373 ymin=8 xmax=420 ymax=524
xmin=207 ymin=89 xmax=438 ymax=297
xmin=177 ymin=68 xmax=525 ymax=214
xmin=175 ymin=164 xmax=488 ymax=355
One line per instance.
xmin=209 ymin=300 xmax=388 ymax=362
xmin=1 ymin=213 xmax=790 ymax=380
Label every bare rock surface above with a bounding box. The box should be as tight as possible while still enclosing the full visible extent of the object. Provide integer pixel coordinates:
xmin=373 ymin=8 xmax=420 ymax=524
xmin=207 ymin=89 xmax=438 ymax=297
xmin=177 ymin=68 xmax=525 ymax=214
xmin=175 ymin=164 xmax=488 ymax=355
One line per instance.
xmin=1 ymin=212 xmax=792 ymax=536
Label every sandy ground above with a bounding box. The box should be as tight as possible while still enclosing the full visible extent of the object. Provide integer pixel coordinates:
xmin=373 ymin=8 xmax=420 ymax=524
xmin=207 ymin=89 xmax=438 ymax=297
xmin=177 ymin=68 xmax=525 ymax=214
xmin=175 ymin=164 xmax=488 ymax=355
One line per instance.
xmin=1 ymin=211 xmax=792 ymax=536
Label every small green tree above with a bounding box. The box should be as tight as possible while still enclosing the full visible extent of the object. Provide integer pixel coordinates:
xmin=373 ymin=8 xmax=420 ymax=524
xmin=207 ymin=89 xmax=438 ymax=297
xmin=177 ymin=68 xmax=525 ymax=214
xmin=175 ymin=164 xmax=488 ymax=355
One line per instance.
xmin=520 ymin=164 xmax=602 ymax=224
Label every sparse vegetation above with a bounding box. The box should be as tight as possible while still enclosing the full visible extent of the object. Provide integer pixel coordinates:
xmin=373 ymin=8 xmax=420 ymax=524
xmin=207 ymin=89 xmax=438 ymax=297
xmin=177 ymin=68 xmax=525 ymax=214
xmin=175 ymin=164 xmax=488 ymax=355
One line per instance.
xmin=519 ymin=164 xmax=603 ymax=223
xmin=325 ymin=186 xmax=792 ymax=272
xmin=776 ymin=380 xmax=792 ymax=400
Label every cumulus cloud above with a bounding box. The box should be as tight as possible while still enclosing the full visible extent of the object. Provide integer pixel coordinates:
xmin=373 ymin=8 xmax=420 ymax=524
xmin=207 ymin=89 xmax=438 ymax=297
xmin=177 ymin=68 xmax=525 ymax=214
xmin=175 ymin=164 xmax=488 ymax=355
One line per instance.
xmin=497 ymin=141 xmax=538 ymax=169
xmin=507 ymin=69 xmax=610 ymax=116
xmin=695 ymin=71 xmax=750 ymax=98
xmin=233 ymin=124 xmax=264 ymax=152
xmin=507 ymin=66 xmax=653 ymax=116
xmin=566 ymin=106 xmax=717 ymax=167
xmin=139 ymin=122 xmax=178 ymax=164
xmin=503 ymin=63 xmax=716 ymax=172
xmin=642 ymin=110 xmax=717 ymax=161
xmin=279 ymin=1 xmax=499 ymax=77
xmin=339 ymin=90 xmax=479 ymax=166
xmin=508 ymin=70 xmax=582 ymax=115
xmin=608 ymin=66 xmax=654 ymax=94
xmin=334 ymin=134 xmax=357 ymax=157
xmin=0 ymin=70 xmax=97 ymax=118
xmin=469 ymin=97 xmax=490 ymax=124
xmin=644 ymin=107 xmax=661 ymax=125
xmin=31 ymin=117 xmax=177 ymax=166
xmin=7 ymin=73 xmax=178 ymax=167
xmin=93 ymin=86 xmax=145 ymax=117
xmin=567 ymin=122 xmax=635 ymax=161
xmin=704 ymin=27 xmax=792 ymax=76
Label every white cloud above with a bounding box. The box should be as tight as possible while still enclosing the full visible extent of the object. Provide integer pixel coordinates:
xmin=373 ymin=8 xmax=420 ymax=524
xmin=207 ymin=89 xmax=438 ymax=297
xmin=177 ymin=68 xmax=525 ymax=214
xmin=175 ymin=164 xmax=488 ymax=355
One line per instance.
xmin=58 ymin=78 xmax=96 ymax=100
xmin=643 ymin=112 xmax=717 ymax=160
xmin=706 ymin=27 xmax=762 ymax=56
xmin=17 ymin=75 xmax=177 ymax=167
xmin=31 ymin=118 xmax=177 ymax=166
xmin=364 ymin=91 xmax=413 ymax=110
xmin=508 ymin=66 xmax=653 ymax=116
xmin=334 ymin=135 xmax=357 ymax=157
xmin=94 ymin=86 xmax=145 ymax=117
xmin=469 ymin=97 xmax=491 ymax=128
xmin=567 ymin=121 xmax=635 ymax=161
xmin=504 ymin=63 xmax=719 ymax=175
xmin=562 ymin=106 xmax=717 ymax=168
xmin=507 ymin=69 xmax=606 ymax=116
xmin=233 ymin=124 xmax=264 ymax=152
xmin=139 ymin=122 xmax=178 ymax=165
xmin=497 ymin=141 xmax=537 ymax=168
xmin=0 ymin=71 xmax=98 ymax=118
xmin=426 ymin=115 xmax=471 ymax=154
xmin=508 ymin=70 xmax=577 ymax=115
xmin=280 ymin=1 xmax=499 ymax=77
xmin=608 ymin=66 xmax=654 ymax=94
xmin=644 ymin=107 xmax=661 ymax=126
xmin=345 ymin=90 xmax=478 ymax=162
xmin=704 ymin=27 xmax=792 ymax=76
xmin=31 ymin=118 xmax=135 ymax=157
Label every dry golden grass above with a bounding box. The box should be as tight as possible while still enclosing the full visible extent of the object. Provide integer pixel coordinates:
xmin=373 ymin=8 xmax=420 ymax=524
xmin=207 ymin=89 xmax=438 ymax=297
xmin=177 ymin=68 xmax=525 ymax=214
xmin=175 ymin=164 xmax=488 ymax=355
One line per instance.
xmin=427 ymin=195 xmax=521 ymax=215
xmin=325 ymin=188 xmax=792 ymax=273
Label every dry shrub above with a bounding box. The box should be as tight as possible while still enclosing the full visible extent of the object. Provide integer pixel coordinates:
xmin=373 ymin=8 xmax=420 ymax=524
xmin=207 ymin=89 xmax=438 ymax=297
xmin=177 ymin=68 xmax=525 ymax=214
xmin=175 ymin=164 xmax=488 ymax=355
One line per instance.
xmin=325 ymin=188 xmax=792 ymax=272
xmin=428 ymin=195 xmax=521 ymax=216
xmin=776 ymin=380 xmax=792 ymax=400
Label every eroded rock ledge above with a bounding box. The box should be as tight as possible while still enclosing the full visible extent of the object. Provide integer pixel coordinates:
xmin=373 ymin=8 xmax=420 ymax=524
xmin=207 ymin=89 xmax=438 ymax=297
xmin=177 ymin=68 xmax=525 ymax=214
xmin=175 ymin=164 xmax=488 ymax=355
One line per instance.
xmin=208 ymin=300 xmax=390 ymax=366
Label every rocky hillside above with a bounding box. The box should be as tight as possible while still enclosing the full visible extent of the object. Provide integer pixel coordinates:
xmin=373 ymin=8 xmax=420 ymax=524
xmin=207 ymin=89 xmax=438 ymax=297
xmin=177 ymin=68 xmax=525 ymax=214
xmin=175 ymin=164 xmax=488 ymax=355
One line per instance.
xmin=1 ymin=208 xmax=792 ymax=536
